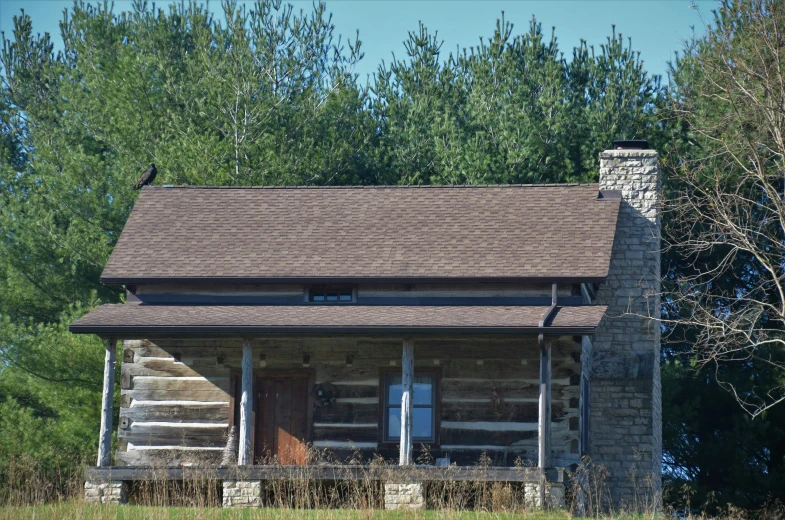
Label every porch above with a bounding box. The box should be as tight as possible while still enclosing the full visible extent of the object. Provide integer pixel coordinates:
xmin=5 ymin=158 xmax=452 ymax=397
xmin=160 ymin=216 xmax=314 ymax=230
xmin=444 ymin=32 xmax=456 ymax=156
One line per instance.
xmin=84 ymin=464 xmax=567 ymax=509
xmin=70 ymin=295 xmax=602 ymax=509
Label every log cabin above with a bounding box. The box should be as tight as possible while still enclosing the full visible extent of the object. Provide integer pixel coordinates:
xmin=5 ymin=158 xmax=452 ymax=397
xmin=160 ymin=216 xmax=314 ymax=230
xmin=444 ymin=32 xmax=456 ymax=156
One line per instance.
xmin=72 ymin=142 xmax=661 ymax=509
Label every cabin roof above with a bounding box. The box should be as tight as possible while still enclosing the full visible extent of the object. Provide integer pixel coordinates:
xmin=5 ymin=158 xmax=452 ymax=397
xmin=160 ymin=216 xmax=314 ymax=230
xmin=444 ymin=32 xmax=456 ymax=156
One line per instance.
xmin=101 ymin=184 xmax=621 ymax=284
xmin=69 ymin=304 xmax=608 ymax=336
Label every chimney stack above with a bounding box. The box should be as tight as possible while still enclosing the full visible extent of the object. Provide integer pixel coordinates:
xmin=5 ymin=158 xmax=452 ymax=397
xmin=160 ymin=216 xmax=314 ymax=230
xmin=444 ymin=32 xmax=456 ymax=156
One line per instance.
xmin=588 ymin=142 xmax=661 ymax=505
xmin=611 ymin=139 xmax=650 ymax=150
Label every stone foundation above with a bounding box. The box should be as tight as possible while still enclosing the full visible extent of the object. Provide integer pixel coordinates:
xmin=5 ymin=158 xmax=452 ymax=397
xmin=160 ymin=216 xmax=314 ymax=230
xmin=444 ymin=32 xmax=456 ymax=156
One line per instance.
xmin=384 ymin=482 xmax=425 ymax=510
xmin=523 ymin=482 xmax=566 ymax=509
xmin=84 ymin=480 xmax=128 ymax=504
xmin=222 ymin=479 xmax=263 ymax=508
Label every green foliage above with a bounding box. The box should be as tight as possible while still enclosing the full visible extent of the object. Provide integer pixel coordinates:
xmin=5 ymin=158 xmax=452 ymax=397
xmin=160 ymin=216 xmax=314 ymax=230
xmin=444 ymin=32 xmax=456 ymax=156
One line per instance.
xmin=661 ymin=0 xmax=785 ymax=511
xmin=0 ymin=308 xmax=107 ymax=485
xmin=662 ymin=361 xmax=785 ymax=511
xmin=371 ymin=17 xmax=662 ymax=185
xmin=0 ymin=0 xmax=370 ymax=484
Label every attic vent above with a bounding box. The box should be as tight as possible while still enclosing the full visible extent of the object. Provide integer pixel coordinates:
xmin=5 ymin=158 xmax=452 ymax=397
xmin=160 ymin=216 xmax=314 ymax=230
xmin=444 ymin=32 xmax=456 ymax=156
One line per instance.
xmin=612 ymin=139 xmax=649 ymax=150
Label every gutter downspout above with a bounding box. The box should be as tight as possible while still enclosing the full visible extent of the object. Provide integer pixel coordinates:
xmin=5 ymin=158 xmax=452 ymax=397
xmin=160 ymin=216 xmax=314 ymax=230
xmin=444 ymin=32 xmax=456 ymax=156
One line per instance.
xmin=538 ymin=283 xmax=557 ymax=508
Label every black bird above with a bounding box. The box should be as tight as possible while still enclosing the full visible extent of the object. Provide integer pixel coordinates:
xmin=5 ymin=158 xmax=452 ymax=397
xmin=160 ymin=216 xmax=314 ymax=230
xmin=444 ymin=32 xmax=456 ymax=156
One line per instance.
xmin=134 ymin=163 xmax=157 ymax=190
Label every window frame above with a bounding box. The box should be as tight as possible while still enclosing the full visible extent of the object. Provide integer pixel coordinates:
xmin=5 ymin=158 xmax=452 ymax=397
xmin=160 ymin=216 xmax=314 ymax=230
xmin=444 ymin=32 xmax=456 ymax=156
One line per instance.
xmin=378 ymin=367 xmax=441 ymax=447
xmin=306 ymin=286 xmax=357 ymax=304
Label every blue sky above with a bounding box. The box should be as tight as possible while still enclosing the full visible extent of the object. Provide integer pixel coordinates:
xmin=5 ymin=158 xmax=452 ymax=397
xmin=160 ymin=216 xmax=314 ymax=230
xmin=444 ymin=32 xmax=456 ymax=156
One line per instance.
xmin=1 ymin=0 xmax=715 ymax=82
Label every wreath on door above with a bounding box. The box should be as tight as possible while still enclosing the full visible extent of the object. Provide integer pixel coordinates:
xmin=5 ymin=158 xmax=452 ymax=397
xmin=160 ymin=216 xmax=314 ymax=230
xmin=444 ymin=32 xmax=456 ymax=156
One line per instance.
xmin=314 ymin=382 xmax=336 ymax=406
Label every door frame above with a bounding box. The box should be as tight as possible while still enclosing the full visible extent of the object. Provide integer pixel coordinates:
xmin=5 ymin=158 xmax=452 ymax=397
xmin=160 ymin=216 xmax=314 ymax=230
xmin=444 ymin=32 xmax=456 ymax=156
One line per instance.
xmin=240 ymin=368 xmax=314 ymax=464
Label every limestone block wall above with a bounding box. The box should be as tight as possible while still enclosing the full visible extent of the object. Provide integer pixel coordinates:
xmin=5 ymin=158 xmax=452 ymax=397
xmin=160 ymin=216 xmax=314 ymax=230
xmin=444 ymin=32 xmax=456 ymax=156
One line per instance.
xmin=384 ymin=483 xmax=426 ymax=510
xmin=84 ymin=480 xmax=128 ymax=504
xmin=591 ymin=149 xmax=661 ymax=505
xmin=222 ymin=480 xmax=263 ymax=508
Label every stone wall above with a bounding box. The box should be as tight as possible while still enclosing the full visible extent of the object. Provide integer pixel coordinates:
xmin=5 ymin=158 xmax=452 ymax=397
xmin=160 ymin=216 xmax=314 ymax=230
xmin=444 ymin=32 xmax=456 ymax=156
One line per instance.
xmin=591 ymin=149 xmax=661 ymax=506
xmin=84 ymin=480 xmax=128 ymax=504
xmin=222 ymin=480 xmax=263 ymax=508
xmin=384 ymin=483 xmax=425 ymax=510
xmin=523 ymin=482 xmax=566 ymax=509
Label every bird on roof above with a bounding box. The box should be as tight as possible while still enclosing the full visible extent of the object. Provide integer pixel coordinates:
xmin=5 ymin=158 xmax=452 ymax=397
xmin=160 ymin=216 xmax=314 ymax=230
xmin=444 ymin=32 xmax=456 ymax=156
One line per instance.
xmin=133 ymin=163 xmax=157 ymax=190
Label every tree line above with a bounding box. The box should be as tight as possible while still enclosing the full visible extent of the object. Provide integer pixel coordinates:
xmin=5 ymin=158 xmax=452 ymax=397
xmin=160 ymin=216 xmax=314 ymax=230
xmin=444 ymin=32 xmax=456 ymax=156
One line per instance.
xmin=0 ymin=0 xmax=783 ymax=511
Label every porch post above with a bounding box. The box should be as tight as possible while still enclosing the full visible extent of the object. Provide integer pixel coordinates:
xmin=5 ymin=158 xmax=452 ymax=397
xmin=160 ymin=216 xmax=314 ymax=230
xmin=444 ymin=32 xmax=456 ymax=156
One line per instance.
xmin=399 ymin=338 xmax=414 ymax=466
xmin=97 ymin=339 xmax=117 ymax=467
xmin=538 ymin=337 xmax=552 ymax=506
xmin=238 ymin=339 xmax=254 ymax=466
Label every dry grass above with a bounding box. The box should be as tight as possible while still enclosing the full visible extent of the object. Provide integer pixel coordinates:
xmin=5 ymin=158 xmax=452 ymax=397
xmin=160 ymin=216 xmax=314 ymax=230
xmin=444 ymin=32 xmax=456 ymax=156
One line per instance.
xmin=0 ymin=450 xmax=682 ymax=519
xmin=0 ymin=448 xmax=563 ymax=514
xmin=0 ymin=455 xmax=84 ymax=506
xmin=0 ymin=450 xmax=555 ymax=514
xmin=0 ymin=503 xmax=574 ymax=520
xmin=0 ymin=451 xmax=777 ymax=520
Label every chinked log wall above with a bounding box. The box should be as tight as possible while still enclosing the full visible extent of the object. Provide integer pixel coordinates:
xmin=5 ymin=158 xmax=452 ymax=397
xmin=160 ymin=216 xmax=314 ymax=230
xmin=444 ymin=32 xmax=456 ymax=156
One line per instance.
xmin=117 ymin=336 xmax=581 ymax=468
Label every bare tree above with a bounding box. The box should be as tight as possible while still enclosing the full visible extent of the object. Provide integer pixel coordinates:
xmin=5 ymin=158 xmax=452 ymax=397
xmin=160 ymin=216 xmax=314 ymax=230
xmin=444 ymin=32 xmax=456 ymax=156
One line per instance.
xmin=665 ymin=0 xmax=785 ymax=417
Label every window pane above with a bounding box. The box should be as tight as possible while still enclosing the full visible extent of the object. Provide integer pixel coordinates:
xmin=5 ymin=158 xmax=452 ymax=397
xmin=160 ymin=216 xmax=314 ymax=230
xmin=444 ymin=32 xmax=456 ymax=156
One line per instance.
xmin=387 ymin=375 xmax=402 ymax=405
xmin=388 ymin=407 xmax=433 ymax=441
xmin=339 ymin=293 xmax=352 ymax=301
xmin=387 ymin=408 xmax=401 ymax=440
xmin=326 ymin=293 xmax=338 ymax=301
xmin=413 ymin=375 xmax=433 ymax=405
xmin=413 ymin=407 xmax=433 ymax=439
xmin=389 ymin=375 xmax=433 ymax=405
xmin=312 ymin=294 xmax=325 ymax=302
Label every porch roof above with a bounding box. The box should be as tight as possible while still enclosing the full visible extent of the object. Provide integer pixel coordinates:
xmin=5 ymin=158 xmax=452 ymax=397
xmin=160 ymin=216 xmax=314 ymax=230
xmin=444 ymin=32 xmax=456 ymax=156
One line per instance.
xmin=69 ymin=304 xmax=607 ymax=336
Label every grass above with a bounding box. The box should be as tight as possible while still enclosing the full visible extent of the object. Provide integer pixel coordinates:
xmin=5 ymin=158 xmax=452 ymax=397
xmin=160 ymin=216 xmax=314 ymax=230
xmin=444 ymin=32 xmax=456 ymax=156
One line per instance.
xmin=0 ymin=503 xmax=575 ymax=520
xmin=0 ymin=454 xmax=668 ymax=519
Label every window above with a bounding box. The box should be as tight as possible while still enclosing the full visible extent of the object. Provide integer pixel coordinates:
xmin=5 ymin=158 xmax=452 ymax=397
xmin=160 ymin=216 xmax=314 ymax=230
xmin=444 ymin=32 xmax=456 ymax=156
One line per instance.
xmin=383 ymin=372 xmax=437 ymax=443
xmin=309 ymin=288 xmax=354 ymax=303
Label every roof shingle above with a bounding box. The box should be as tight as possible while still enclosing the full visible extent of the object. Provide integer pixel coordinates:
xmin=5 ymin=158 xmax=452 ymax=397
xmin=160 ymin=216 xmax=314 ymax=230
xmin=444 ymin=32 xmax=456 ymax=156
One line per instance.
xmin=69 ymin=304 xmax=608 ymax=336
xmin=101 ymin=184 xmax=620 ymax=283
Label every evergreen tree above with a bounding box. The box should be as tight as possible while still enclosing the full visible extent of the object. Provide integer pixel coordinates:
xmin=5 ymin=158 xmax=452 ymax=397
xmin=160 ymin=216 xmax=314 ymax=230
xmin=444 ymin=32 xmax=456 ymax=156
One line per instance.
xmin=371 ymin=16 xmax=663 ymax=185
xmin=0 ymin=0 xmax=370 ymax=483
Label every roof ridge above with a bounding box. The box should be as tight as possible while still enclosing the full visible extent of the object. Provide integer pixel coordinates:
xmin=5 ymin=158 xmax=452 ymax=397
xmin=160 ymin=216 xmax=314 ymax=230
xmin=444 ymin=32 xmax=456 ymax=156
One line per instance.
xmin=148 ymin=183 xmax=599 ymax=190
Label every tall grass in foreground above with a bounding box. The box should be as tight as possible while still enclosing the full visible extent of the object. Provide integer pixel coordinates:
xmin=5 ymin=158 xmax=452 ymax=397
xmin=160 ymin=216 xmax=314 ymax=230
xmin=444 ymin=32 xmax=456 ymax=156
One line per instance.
xmin=0 ymin=455 xmax=84 ymax=506
xmin=119 ymin=450 xmax=549 ymax=514
xmin=0 ymin=503 xmax=574 ymax=520
xmin=5 ymin=448 xmax=778 ymax=519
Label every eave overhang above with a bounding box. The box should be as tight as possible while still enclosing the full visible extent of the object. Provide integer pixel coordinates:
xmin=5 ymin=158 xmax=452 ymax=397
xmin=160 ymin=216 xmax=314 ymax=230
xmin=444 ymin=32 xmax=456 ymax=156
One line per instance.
xmin=69 ymin=304 xmax=607 ymax=338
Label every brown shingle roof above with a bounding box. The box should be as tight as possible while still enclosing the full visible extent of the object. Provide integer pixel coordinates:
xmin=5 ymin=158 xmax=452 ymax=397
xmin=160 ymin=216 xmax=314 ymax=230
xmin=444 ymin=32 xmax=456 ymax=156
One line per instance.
xmin=101 ymin=184 xmax=620 ymax=283
xmin=69 ymin=304 xmax=607 ymax=336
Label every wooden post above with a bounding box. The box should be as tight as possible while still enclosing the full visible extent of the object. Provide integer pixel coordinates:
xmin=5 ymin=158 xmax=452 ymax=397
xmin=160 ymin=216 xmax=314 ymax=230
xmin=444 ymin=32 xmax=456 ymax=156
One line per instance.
xmin=97 ymin=339 xmax=117 ymax=467
xmin=538 ymin=337 xmax=552 ymax=506
xmin=238 ymin=339 xmax=254 ymax=466
xmin=399 ymin=338 xmax=414 ymax=466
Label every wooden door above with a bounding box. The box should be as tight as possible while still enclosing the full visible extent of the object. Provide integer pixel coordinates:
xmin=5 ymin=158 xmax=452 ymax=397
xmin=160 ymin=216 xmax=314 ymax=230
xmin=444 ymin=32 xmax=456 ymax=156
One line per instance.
xmin=255 ymin=372 xmax=310 ymax=465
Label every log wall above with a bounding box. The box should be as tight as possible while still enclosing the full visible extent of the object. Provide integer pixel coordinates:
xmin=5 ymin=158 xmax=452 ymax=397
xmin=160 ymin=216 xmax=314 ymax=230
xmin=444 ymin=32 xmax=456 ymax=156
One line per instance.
xmin=130 ymin=282 xmax=582 ymax=306
xmin=117 ymin=336 xmax=581 ymax=468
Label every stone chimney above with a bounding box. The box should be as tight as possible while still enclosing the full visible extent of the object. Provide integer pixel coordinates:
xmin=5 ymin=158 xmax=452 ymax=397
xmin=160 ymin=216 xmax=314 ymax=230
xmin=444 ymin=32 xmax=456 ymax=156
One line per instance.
xmin=589 ymin=141 xmax=661 ymax=505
